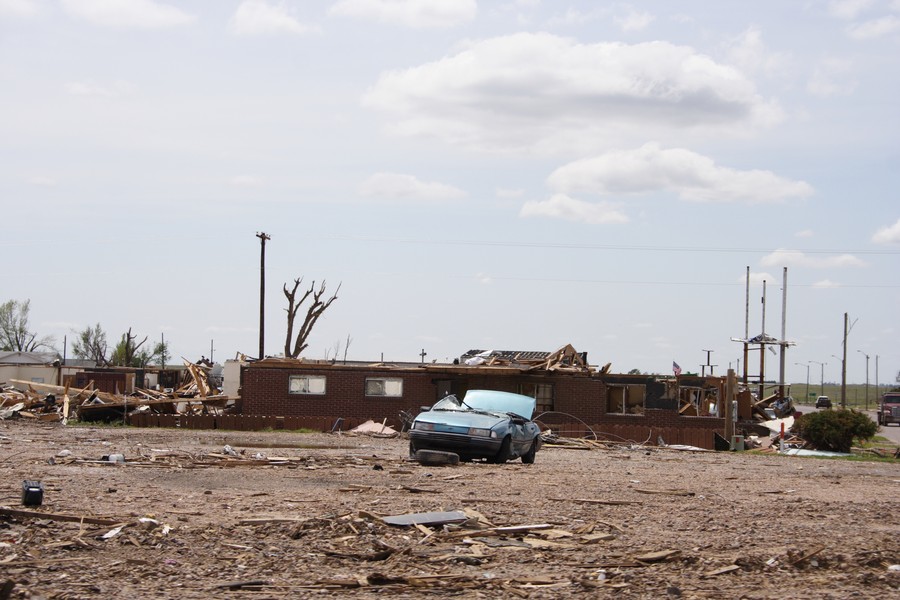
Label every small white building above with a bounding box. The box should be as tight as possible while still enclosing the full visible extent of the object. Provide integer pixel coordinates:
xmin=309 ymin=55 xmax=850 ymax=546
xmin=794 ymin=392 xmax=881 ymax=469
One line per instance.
xmin=0 ymin=351 xmax=61 ymax=388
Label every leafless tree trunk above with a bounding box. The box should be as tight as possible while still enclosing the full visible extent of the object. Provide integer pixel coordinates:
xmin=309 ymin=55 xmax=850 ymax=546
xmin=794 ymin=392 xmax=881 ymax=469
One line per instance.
xmin=283 ymin=278 xmax=341 ymax=359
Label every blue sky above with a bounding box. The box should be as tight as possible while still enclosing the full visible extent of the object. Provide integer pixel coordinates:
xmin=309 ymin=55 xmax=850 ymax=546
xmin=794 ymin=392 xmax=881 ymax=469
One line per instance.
xmin=1 ymin=0 xmax=898 ymax=387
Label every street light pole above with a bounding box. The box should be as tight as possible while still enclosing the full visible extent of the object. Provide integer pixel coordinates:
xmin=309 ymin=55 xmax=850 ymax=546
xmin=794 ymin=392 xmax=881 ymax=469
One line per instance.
xmin=810 ymin=360 xmax=826 ymax=397
xmin=857 ymin=350 xmax=870 ymax=410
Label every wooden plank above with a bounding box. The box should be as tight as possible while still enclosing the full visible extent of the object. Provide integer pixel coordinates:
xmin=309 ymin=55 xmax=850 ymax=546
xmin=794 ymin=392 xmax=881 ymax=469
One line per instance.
xmin=0 ymin=507 xmax=121 ymax=526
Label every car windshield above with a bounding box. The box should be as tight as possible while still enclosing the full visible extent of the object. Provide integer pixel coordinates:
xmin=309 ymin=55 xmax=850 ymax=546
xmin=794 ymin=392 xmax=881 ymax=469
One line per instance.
xmin=462 ymin=390 xmax=536 ymax=419
xmin=430 ymin=390 xmax=536 ymax=419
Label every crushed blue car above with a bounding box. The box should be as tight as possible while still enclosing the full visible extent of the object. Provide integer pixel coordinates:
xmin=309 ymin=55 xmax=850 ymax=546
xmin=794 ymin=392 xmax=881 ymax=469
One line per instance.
xmin=408 ymin=389 xmax=542 ymax=464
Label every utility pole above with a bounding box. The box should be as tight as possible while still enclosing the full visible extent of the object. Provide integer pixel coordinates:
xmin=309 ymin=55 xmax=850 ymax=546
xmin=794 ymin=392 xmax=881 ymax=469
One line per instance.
xmin=701 ymin=349 xmax=716 ymax=376
xmin=161 ymin=333 xmax=166 ymax=369
xmin=759 ymin=280 xmax=767 ymax=400
xmin=779 ymin=267 xmax=788 ymax=398
xmin=857 ymin=350 xmax=870 ymax=410
xmin=256 ymin=232 xmax=270 ymax=360
xmin=420 ymin=348 xmax=427 ymax=364
xmin=743 ymin=266 xmax=750 ymax=386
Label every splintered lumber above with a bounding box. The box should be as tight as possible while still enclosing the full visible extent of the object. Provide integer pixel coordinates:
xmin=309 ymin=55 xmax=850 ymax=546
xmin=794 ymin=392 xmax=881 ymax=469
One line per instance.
xmin=633 ymin=488 xmax=695 ymax=497
xmin=9 ymin=380 xmax=118 ymax=404
xmin=0 ymin=507 xmax=121 ymax=526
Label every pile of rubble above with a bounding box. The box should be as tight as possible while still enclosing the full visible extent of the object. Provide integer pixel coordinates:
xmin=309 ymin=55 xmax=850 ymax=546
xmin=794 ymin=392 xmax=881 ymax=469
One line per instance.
xmin=0 ymin=359 xmax=233 ymax=423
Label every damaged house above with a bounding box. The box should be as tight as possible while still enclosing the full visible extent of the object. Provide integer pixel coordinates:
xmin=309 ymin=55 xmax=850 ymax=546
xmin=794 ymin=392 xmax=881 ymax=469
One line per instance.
xmin=237 ymin=345 xmax=727 ymax=449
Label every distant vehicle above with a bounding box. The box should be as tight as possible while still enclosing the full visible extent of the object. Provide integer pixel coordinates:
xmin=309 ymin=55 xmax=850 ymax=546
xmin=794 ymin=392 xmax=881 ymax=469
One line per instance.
xmin=815 ymin=396 xmax=832 ymax=409
xmin=877 ymin=392 xmax=900 ymax=426
xmin=409 ymin=390 xmax=541 ymax=464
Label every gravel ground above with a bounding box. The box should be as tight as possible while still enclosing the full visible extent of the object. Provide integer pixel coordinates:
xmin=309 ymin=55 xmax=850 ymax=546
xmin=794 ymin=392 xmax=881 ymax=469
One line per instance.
xmin=0 ymin=420 xmax=898 ymax=599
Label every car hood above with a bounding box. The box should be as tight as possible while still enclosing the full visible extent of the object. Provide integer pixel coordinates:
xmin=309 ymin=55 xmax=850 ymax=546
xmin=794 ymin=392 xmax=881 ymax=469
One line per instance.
xmin=414 ymin=409 xmax=507 ymax=430
xmin=462 ymin=389 xmax=535 ymax=419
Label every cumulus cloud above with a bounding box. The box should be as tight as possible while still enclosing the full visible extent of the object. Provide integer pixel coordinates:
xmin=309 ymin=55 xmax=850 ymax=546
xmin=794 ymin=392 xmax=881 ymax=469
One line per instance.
xmin=520 ymin=194 xmax=629 ymax=225
xmin=848 ymin=15 xmax=900 ymax=39
xmin=363 ymin=33 xmax=782 ymax=153
xmin=0 ymin=0 xmax=39 ymax=18
xmin=760 ymin=249 xmax=866 ymax=269
xmin=329 ymin=0 xmax=476 ymax=28
xmin=61 ymin=0 xmax=195 ymax=28
xmin=547 ymin=143 xmax=813 ymax=203
xmin=230 ymin=0 xmax=316 ymax=36
xmin=358 ymin=172 xmax=466 ymax=202
xmin=872 ymin=218 xmax=900 ymax=244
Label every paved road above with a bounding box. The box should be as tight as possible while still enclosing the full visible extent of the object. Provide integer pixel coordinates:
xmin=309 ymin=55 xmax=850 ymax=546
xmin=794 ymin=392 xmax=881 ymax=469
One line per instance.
xmin=797 ymin=405 xmax=900 ymax=445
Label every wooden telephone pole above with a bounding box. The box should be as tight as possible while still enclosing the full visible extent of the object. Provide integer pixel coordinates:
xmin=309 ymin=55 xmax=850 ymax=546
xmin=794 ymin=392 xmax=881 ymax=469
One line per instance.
xmin=257 ymin=232 xmax=270 ymax=360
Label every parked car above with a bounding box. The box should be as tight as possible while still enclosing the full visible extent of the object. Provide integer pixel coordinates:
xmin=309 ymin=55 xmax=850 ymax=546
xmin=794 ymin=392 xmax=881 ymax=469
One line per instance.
xmin=815 ymin=396 xmax=832 ymax=409
xmin=409 ymin=389 xmax=541 ymax=464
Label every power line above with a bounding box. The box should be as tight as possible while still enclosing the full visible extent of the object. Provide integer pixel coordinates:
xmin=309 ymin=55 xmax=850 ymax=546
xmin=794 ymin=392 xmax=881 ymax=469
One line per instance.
xmin=313 ymin=235 xmax=900 ymax=256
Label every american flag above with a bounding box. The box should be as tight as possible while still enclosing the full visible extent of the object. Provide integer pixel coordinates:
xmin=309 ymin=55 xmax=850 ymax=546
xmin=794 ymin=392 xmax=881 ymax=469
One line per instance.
xmin=673 ymin=361 xmax=682 ymax=376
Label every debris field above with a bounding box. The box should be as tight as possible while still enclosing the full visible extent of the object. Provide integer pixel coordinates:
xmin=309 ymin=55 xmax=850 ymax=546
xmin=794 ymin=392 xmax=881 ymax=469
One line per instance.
xmin=0 ymin=421 xmax=897 ymax=599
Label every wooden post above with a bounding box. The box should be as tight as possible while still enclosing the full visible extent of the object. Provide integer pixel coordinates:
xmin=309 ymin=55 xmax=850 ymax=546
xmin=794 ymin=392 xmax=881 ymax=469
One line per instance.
xmin=725 ymin=369 xmax=735 ymax=443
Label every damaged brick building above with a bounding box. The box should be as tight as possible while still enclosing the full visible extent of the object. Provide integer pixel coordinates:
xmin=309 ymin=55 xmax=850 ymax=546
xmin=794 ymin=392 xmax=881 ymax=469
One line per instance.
xmin=239 ymin=345 xmax=727 ymax=449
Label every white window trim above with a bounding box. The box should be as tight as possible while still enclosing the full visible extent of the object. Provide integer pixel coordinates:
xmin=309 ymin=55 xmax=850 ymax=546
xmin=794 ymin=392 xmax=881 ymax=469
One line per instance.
xmin=365 ymin=377 xmax=403 ymax=397
xmin=289 ymin=375 xmax=327 ymax=395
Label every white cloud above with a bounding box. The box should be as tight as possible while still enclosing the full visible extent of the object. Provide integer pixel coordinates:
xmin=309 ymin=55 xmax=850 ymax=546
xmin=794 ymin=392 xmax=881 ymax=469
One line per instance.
xmin=61 ymin=0 xmax=195 ymax=28
xmin=358 ymin=172 xmax=466 ymax=202
xmin=872 ymin=218 xmax=900 ymax=244
xmin=329 ymin=0 xmax=476 ymax=28
xmin=547 ymin=143 xmax=814 ymax=204
xmin=807 ymin=58 xmax=857 ymax=96
xmin=794 ymin=229 xmax=814 ymax=238
xmin=363 ymin=33 xmax=783 ymax=153
xmin=848 ymin=15 xmax=900 ymax=39
xmin=725 ymin=27 xmax=789 ymax=78
xmin=760 ymin=249 xmax=866 ymax=269
xmin=828 ymin=0 xmax=875 ymax=20
xmin=230 ymin=1 xmax=316 ymax=36
xmin=476 ymin=273 xmax=492 ymax=285
xmin=0 ymin=0 xmax=39 ymax=18
xmin=520 ymin=194 xmax=629 ymax=225
xmin=812 ymin=279 xmax=842 ymax=288
xmin=614 ymin=9 xmax=654 ymax=32
xmin=65 ymin=80 xmax=136 ymax=98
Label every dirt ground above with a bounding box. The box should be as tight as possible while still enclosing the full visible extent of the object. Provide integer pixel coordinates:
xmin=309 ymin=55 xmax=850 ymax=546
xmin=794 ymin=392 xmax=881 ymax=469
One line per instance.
xmin=0 ymin=420 xmax=898 ymax=599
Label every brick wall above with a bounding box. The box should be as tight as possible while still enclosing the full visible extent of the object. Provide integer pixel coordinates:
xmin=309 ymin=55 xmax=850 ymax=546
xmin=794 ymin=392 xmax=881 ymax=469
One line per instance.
xmin=238 ymin=363 xmax=725 ymax=448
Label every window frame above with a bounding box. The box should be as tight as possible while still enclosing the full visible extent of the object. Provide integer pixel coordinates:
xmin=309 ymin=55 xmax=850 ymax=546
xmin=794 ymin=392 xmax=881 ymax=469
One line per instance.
xmin=606 ymin=383 xmax=646 ymax=415
xmin=518 ymin=382 xmax=554 ymax=413
xmin=365 ymin=377 xmax=404 ymax=398
xmin=288 ymin=374 xmax=327 ymax=395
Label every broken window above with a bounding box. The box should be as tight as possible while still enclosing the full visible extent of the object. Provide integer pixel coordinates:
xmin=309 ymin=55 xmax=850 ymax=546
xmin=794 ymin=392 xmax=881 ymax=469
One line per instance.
xmin=518 ymin=382 xmax=554 ymax=413
xmin=678 ymin=386 xmax=719 ymax=416
xmin=288 ymin=375 xmax=326 ymax=395
xmin=606 ymin=384 xmax=645 ymax=415
xmin=365 ymin=377 xmax=403 ymax=397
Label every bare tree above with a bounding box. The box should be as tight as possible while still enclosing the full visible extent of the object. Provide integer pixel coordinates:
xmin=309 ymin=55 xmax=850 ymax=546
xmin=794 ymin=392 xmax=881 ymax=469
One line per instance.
xmin=342 ymin=334 xmax=352 ymax=364
xmin=72 ymin=323 xmax=110 ymax=366
xmin=0 ymin=299 xmax=54 ymax=352
xmin=110 ymin=327 xmax=148 ymax=367
xmin=283 ymin=278 xmax=341 ymax=359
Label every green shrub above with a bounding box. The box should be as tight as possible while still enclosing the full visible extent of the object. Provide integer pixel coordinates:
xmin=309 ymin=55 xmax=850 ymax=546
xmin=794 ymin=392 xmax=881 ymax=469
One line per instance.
xmin=793 ymin=409 xmax=878 ymax=452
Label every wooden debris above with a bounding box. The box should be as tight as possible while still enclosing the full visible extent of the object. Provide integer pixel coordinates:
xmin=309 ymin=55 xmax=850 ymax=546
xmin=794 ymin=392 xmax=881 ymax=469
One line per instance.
xmin=633 ymin=488 xmax=695 ymax=497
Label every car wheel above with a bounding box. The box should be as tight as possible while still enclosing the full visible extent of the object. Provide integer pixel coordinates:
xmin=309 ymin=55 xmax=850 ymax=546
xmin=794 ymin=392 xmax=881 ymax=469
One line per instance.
xmin=521 ymin=440 xmax=537 ymax=464
xmin=491 ymin=436 xmax=512 ymax=464
xmin=408 ymin=440 xmax=417 ymax=459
